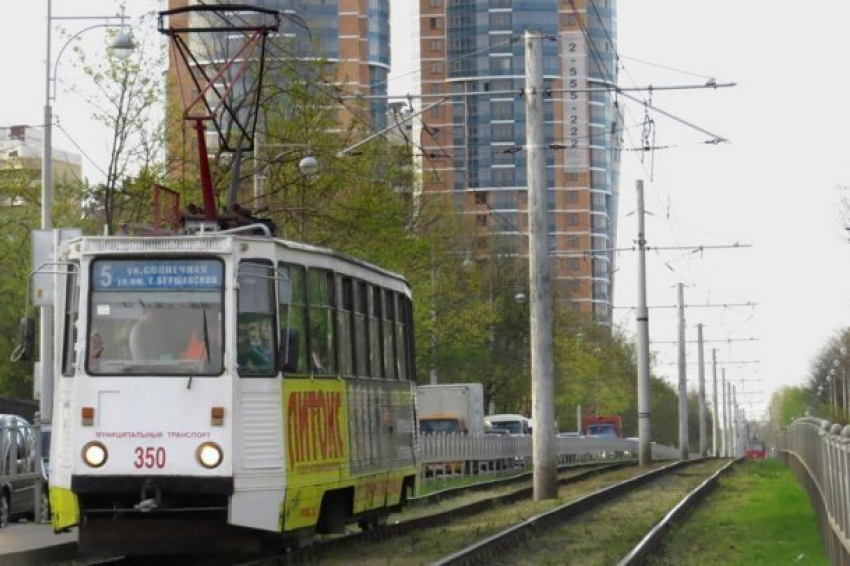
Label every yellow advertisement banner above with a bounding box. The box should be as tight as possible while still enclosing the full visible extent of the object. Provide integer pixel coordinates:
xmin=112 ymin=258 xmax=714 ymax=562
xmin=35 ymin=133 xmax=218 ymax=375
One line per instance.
xmin=283 ymin=379 xmax=349 ymax=473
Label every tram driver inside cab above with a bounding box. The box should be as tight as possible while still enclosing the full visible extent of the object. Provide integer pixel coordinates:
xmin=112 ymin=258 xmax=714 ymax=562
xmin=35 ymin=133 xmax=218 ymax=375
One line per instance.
xmin=129 ymin=307 xmax=166 ymax=360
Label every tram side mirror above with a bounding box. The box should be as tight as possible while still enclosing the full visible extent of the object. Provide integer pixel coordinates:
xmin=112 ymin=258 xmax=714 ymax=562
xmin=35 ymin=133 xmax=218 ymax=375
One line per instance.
xmin=15 ymin=317 xmax=35 ymax=362
xmin=280 ymin=329 xmax=299 ymax=373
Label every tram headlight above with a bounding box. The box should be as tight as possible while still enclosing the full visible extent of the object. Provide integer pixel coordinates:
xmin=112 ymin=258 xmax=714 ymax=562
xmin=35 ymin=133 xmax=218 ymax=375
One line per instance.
xmin=196 ymin=442 xmax=223 ymax=469
xmin=82 ymin=441 xmax=108 ymax=468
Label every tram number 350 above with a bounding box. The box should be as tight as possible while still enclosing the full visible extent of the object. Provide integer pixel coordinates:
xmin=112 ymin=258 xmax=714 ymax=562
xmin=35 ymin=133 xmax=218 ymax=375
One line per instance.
xmin=134 ymin=446 xmax=166 ymax=469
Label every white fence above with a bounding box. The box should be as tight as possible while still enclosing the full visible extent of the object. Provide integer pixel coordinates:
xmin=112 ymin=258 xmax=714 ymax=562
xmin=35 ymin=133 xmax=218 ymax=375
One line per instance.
xmin=418 ymin=434 xmax=681 ymax=482
xmin=777 ymin=417 xmax=850 ymax=565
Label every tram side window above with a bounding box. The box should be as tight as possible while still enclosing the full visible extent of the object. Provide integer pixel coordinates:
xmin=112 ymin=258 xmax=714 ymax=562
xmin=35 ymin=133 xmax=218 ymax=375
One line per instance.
xmin=237 ymin=261 xmax=276 ymax=376
xmin=278 ymin=264 xmax=307 ymax=374
xmin=396 ymin=294 xmax=410 ymax=381
xmin=354 ymin=281 xmax=369 ymax=377
xmin=61 ymin=264 xmax=80 ymax=376
xmin=308 ymin=269 xmax=336 ymax=375
xmin=383 ymin=290 xmax=396 ymax=380
xmin=369 ymin=286 xmax=383 ymax=378
xmin=337 ymin=277 xmax=354 ymax=376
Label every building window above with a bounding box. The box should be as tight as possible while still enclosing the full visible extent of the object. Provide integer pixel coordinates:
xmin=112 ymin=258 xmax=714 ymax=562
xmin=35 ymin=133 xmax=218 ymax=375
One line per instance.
xmin=567 ymin=212 xmax=580 ymax=226
xmin=567 ymin=258 xmax=580 ymax=270
xmin=567 ymin=190 xmax=579 ymax=203
xmin=566 ymin=235 xmax=580 ymax=247
xmin=475 ymin=191 xmax=488 ymax=205
xmin=489 ymin=13 xmax=511 ymax=29
xmin=476 ymin=214 xmax=488 ymax=226
xmin=492 ymin=123 xmax=514 ymax=142
xmin=429 ymin=39 xmax=443 ymax=52
xmin=430 ymin=17 xmax=442 ymax=29
xmin=492 ymin=168 xmax=515 ymax=187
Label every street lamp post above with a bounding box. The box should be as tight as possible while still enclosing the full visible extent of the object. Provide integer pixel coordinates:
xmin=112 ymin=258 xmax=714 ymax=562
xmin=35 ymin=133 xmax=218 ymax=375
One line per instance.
xmin=38 ymin=0 xmax=135 ymax=423
xmin=829 ymin=367 xmax=838 ymax=420
xmin=838 ymin=346 xmax=848 ymax=417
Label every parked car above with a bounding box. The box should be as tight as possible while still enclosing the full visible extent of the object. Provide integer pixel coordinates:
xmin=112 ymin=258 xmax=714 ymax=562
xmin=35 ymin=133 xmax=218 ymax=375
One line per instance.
xmin=0 ymin=414 xmax=48 ymax=527
xmin=40 ymin=422 xmax=51 ymax=481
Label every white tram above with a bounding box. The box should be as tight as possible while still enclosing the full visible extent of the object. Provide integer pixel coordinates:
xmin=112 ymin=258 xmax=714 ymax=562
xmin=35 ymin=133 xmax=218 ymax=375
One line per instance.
xmin=47 ymin=231 xmax=418 ymax=554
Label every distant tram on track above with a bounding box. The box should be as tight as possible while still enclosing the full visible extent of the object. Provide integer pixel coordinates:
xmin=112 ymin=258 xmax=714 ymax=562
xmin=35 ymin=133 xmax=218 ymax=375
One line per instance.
xmin=44 ymin=231 xmax=418 ymax=554
xmin=745 ymin=438 xmax=767 ymax=459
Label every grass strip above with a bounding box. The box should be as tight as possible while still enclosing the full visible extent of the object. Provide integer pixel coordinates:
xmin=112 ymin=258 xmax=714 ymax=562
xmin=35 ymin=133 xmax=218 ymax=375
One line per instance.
xmin=648 ymin=458 xmax=828 ymax=565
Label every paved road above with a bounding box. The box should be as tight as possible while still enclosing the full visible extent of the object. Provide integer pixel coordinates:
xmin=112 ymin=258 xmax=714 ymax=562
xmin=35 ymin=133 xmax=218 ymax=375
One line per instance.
xmin=0 ymin=521 xmax=77 ymax=565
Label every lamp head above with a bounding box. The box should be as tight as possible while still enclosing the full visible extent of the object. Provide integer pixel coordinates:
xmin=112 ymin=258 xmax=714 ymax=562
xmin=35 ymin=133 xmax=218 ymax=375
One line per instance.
xmin=109 ymin=29 xmax=136 ymax=60
xmin=298 ymin=155 xmax=319 ymax=176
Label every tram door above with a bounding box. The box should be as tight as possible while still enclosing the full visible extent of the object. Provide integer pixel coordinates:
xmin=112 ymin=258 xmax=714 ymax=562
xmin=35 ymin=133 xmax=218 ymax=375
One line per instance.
xmin=230 ymin=261 xmax=286 ymax=532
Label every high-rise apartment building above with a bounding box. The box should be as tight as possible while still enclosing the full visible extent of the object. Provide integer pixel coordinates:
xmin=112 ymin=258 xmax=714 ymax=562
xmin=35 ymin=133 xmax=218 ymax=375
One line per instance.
xmin=417 ymin=0 xmax=622 ymax=324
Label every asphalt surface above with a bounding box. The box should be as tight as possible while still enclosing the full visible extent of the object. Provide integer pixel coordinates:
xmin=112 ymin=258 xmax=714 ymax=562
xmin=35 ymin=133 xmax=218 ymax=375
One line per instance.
xmin=0 ymin=521 xmax=77 ymax=565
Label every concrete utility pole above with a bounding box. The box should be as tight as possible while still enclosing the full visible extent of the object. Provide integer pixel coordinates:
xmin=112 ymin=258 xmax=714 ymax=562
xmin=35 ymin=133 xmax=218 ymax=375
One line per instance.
xmin=677 ymin=283 xmax=689 ymax=460
xmin=730 ymin=391 xmax=736 ymax=456
xmin=524 ymin=30 xmax=557 ymax=500
xmin=712 ymin=349 xmax=719 ymax=456
xmin=697 ymin=323 xmax=707 ymax=456
xmin=40 ymin=0 xmax=55 ymax=426
xmin=725 ymin=379 xmax=733 ymax=456
xmin=721 ymin=371 xmax=727 ymax=457
xmin=635 ymin=180 xmax=652 ymax=466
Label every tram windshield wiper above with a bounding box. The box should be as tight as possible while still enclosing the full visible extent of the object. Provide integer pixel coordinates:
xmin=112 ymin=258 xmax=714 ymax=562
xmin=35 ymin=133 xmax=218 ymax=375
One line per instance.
xmin=202 ymin=309 xmax=210 ymax=362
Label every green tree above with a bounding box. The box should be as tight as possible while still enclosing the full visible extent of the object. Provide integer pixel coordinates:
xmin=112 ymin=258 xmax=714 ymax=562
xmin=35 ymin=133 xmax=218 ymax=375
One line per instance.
xmin=0 ymin=164 xmax=87 ymax=397
xmin=805 ymin=328 xmax=850 ymax=422
xmin=69 ymin=15 xmax=165 ymax=234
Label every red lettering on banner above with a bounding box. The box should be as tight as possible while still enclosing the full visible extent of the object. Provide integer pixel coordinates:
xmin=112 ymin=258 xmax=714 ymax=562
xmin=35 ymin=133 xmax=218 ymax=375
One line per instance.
xmin=287 ymin=390 xmax=345 ymax=465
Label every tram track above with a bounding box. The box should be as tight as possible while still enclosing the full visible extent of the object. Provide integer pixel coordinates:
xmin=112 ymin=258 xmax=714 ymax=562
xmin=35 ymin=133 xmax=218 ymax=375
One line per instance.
xmin=268 ymin=460 xmax=723 ymax=566
xmin=18 ymin=459 xmax=735 ymax=565
xmin=8 ymin=462 xmax=629 ymax=566
xmin=433 ymin=458 xmax=735 ymax=566
xmin=261 ymin=459 xmax=699 ymax=564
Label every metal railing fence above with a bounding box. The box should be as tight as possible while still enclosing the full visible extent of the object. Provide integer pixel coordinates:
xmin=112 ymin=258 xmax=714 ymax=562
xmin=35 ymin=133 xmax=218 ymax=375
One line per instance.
xmin=778 ymin=417 xmax=850 ymax=565
xmin=418 ymin=434 xmax=681 ymax=483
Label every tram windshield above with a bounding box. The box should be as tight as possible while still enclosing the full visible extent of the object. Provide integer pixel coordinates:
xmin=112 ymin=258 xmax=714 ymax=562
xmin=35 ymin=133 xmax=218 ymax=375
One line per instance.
xmin=87 ymin=258 xmax=224 ymax=376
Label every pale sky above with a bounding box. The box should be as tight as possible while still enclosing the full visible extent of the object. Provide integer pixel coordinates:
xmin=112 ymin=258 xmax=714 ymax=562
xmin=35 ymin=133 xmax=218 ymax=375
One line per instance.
xmin=4 ymin=2 xmax=849 ymax=420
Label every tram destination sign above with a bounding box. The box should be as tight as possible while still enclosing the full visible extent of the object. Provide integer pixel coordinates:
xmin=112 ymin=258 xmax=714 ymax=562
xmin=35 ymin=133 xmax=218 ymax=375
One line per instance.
xmin=92 ymin=259 xmax=223 ymax=291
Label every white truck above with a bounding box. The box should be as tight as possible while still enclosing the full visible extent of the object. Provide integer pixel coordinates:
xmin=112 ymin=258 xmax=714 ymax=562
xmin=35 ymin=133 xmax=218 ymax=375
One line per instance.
xmin=417 ymin=383 xmax=485 ymax=436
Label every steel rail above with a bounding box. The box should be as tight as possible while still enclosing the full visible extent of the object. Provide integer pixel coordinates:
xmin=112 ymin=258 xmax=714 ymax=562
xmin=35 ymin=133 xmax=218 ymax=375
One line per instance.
xmin=618 ymin=458 xmax=740 ymax=565
xmin=430 ymin=459 xmax=712 ymax=566
xmin=261 ymin=461 xmax=639 ymax=564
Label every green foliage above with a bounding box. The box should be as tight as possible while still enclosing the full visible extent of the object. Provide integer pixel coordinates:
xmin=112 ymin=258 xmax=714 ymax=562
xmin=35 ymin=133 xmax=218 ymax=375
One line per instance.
xmin=0 ymin=166 xmax=88 ymax=397
xmin=770 ymin=386 xmax=810 ymax=428
xmin=554 ymin=319 xmax=638 ymax=432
